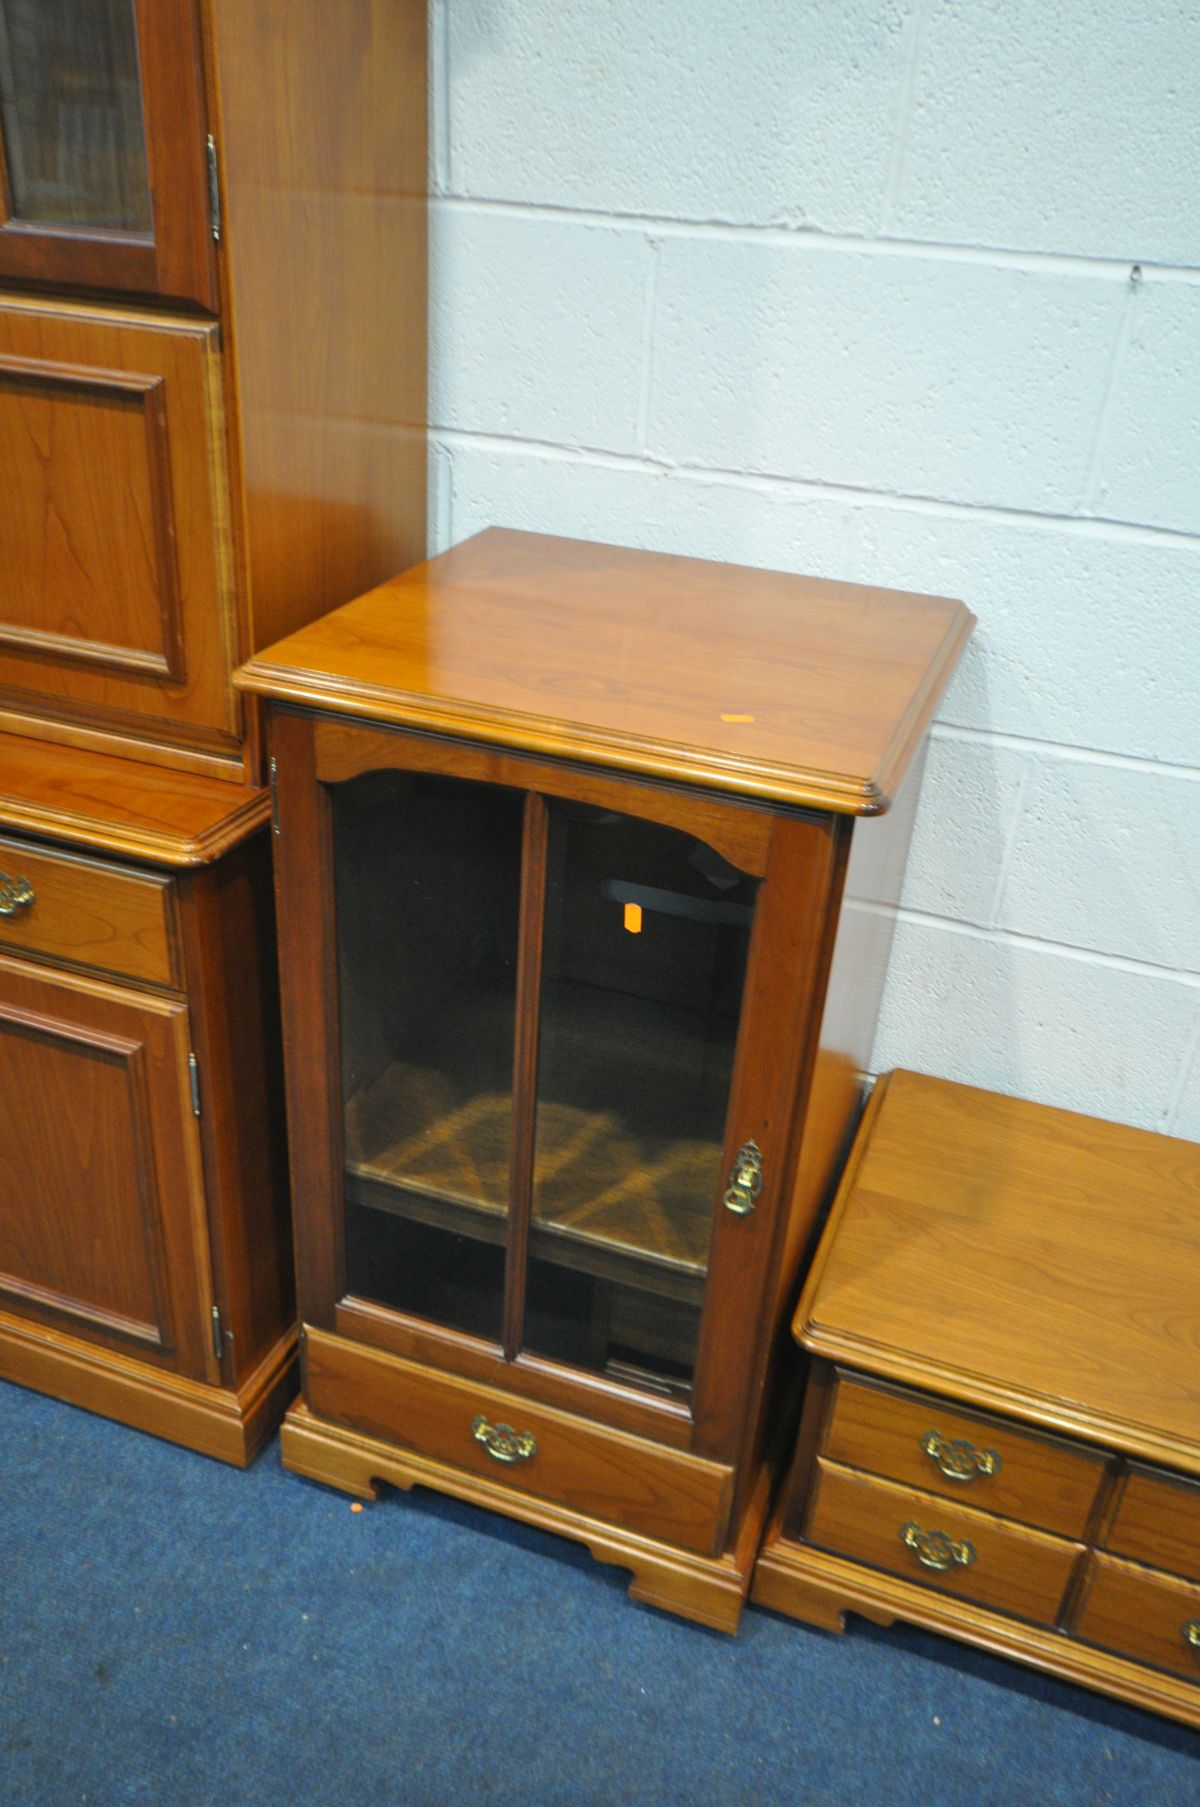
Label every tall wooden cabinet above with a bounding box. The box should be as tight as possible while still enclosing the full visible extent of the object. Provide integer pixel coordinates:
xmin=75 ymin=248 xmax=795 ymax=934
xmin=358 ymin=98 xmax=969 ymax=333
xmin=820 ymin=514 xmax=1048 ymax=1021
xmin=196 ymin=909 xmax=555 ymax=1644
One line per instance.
xmin=237 ymin=530 xmax=974 ymax=1622
xmin=0 ymin=1 xmax=426 ymax=1461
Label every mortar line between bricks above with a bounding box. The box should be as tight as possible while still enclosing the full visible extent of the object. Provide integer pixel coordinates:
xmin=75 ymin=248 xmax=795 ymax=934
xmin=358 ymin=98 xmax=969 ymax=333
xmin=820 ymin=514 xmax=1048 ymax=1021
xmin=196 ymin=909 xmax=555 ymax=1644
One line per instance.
xmin=879 ymin=0 xmax=933 ymax=233
xmin=430 ymin=428 xmax=1200 ymax=549
xmin=1164 ymin=1014 xmax=1200 ymax=1135
xmin=930 ymin=725 xmax=1200 ymax=782
xmin=1077 ymin=271 xmax=1142 ymax=512
xmin=433 ymin=196 xmax=1200 ymax=282
xmin=851 ymin=900 xmax=1200 ymax=986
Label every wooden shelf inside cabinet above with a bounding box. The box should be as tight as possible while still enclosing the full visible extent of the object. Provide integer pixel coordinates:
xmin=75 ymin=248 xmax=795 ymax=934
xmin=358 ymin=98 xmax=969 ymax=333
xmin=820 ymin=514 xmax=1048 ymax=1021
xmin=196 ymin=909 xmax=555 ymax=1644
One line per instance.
xmin=754 ymin=1070 xmax=1200 ymax=1727
xmin=238 ymin=529 xmax=974 ymax=1630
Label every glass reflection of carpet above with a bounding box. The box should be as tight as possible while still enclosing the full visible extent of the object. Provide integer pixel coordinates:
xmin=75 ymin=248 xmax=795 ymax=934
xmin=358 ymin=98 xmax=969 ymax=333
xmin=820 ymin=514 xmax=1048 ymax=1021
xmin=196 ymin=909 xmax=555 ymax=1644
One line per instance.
xmin=345 ymin=1061 xmax=719 ymax=1283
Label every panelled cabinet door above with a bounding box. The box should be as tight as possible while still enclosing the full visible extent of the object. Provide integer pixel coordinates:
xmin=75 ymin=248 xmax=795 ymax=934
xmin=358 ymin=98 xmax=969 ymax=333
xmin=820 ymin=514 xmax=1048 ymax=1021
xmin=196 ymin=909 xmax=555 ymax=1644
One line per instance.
xmin=0 ymin=299 xmax=239 ymax=751
xmin=0 ymin=952 xmax=216 ymax=1381
xmin=0 ymin=0 xmax=215 ymax=307
xmin=274 ymin=713 xmax=833 ymax=1457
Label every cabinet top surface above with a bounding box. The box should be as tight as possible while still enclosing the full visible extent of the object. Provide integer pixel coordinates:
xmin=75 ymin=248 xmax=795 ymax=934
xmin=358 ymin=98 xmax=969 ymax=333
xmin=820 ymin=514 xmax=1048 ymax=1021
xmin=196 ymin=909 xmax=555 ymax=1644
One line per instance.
xmin=0 ymin=730 xmax=268 ymax=868
xmin=797 ymin=1070 xmax=1200 ymax=1469
xmin=235 ymin=529 xmax=973 ymax=813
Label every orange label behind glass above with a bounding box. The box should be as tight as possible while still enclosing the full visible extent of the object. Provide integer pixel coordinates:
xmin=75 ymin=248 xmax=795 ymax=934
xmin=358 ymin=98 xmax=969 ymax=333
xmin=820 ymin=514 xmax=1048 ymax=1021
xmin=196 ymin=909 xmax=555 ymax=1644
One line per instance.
xmin=623 ymin=902 xmax=643 ymax=934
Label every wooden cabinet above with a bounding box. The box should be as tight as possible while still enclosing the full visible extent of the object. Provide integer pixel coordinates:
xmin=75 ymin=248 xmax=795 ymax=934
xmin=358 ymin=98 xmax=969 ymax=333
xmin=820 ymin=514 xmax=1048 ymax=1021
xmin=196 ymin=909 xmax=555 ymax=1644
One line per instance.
xmin=237 ymin=528 xmax=973 ymax=1627
xmin=0 ymin=780 xmax=294 ymax=1461
xmin=0 ymin=2 xmax=427 ymax=1461
xmin=0 ymin=0 xmax=427 ymax=776
xmin=754 ymin=1070 xmax=1200 ymax=1727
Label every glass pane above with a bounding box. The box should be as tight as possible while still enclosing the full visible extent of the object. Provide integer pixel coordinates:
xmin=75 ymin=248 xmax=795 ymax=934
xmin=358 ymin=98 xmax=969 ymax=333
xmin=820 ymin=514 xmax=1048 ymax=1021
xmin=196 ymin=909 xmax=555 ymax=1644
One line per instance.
xmin=526 ymin=802 xmax=758 ymax=1398
xmin=0 ymin=0 xmax=152 ymax=233
xmin=334 ymin=770 xmax=523 ymax=1343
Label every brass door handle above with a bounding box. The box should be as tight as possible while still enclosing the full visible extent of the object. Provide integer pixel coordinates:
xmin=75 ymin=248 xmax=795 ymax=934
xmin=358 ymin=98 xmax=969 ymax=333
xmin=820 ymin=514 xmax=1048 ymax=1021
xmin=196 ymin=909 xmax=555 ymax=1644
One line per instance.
xmin=0 ymin=872 xmax=34 ymax=916
xmin=1183 ymin=1620 xmax=1200 ymax=1653
xmin=723 ymin=1140 xmax=763 ymax=1215
xmin=900 ymin=1521 xmax=976 ymax=1572
xmin=921 ymin=1429 xmax=1002 ymax=1483
xmin=471 ymin=1414 xmax=536 ymax=1464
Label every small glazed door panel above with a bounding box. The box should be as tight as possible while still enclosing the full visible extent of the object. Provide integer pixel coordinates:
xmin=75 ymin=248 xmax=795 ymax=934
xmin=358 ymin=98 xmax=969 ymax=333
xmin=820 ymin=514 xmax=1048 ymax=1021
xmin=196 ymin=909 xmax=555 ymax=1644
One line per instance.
xmin=0 ymin=301 xmax=238 ymax=748
xmin=0 ymin=0 xmax=214 ymax=306
xmin=0 ymin=952 xmax=215 ymax=1378
xmin=273 ymin=710 xmax=829 ymax=1459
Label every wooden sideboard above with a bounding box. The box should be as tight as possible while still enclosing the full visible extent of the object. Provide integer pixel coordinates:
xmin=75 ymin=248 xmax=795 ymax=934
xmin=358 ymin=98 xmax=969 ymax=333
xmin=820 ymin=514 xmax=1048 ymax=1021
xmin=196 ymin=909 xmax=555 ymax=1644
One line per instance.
xmin=0 ymin=1 xmax=426 ymax=1459
xmin=236 ymin=528 xmax=973 ymax=1624
xmin=753 ymin=1069 xmax=1200 ymax=1727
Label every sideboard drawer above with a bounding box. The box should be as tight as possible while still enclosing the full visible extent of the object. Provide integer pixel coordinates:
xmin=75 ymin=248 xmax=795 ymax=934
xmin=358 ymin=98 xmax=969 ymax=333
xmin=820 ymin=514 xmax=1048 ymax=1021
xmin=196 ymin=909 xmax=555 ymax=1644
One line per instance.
xmin=1105 ymin=1467 xmax=1200 ymax=1580
xmin=825 ymin=1373 xmax=1107 ymax=1539
xmin=0 ymin=835 xmax=177 ymax=987
xmin=804 ymin=1457 xmax=1084 ymax=1626
xmin=303 ymin=1327 xmax=733 ymax=1557
xmin=1074 ymin=1553 xmax=1200 ymax=1683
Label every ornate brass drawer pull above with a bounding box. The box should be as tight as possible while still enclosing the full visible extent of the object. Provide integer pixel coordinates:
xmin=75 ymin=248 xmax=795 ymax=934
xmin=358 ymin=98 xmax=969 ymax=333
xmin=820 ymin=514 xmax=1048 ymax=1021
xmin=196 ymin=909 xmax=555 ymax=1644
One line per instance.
xmin=921 ymin=1429 xmax=1002 ymax=1483
xmin=723 ymin=1140 xmax=763 ymax=1215
xmin=471 ymin=1414 xmax=536 ymax=1464
xmin=1183 ymin=1620 xmax=1200 ymax=1654
xmin=0 ymin=872 xmax=35 ymax=917
xmin=900 ymin=1521 xmax=976 ymax=1573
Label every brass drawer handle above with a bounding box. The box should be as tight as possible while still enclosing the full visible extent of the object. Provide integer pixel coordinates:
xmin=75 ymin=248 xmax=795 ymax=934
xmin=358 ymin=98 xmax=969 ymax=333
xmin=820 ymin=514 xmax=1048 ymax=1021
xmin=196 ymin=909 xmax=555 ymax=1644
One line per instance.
xmin=921 ymin=1429 xmax=1002 ymax=1483
xmin=471 ymin=1414 xmax=536 ymax=1465
xmin=1183 ymin=1620 xmax=1200 ymax=1654
xmin=0 ymin=872 xmax=34 ymax=917
xmin=901 ymin=1521 xmax=976 ymax=1572
xmin=723 ymin=1140 xmax=763 ymax=1215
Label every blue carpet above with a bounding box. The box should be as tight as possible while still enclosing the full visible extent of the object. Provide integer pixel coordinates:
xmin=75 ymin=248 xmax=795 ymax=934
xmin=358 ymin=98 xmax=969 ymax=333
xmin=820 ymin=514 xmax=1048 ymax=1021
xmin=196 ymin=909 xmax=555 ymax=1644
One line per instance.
xmin=1 ymin=1381 xmax=1197 ymax=1806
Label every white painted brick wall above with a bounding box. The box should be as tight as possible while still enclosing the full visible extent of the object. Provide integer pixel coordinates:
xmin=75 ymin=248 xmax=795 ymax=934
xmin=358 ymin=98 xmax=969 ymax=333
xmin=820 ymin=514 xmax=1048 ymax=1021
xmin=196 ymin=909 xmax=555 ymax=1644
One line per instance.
xmin=429 ymin=0 xmax=1200 ymax=1136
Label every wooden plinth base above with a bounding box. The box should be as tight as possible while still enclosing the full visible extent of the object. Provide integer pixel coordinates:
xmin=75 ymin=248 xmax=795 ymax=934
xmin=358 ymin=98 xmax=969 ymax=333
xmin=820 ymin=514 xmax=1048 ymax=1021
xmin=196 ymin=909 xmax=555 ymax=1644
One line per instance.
xmin=0 ymin=1309 xmax=298 ymax=1467
xmin=282 ymin=1399 xmax=768 ymax=1633
xmin=752 ymin=1530 xmax=1200 ymax=1730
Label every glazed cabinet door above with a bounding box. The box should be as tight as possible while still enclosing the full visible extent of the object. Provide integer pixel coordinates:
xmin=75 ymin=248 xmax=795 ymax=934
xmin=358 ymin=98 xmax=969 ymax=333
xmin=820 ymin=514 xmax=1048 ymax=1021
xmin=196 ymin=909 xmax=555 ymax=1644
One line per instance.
xmin=274 ymin=712 xmax=838 ymax=1457
xmin=0 ymin=0 xmax=214 ymax=306
xmin=0 ymin=298 xmax=239 ymax=752
xmin=0 ymin=951 xmax=217 ymax=1381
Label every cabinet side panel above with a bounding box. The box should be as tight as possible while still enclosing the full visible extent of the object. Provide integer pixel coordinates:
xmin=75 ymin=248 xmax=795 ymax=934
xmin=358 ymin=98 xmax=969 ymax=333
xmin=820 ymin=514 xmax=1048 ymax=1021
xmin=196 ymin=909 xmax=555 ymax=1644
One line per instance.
xmin=177 ymin=832 xmax=294 ymax=1382
xmin=783 ymin=736 xmax=928 ymax=1299
xmin=207 ymin=0 xmax=427 ymax=666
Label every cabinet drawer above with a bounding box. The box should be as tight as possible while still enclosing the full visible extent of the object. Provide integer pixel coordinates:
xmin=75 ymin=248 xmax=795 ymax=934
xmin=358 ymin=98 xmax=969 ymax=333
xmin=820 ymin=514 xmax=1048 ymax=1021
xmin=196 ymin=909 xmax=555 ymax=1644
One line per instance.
xmin=304 ymin=1327 xmax=733 ymax=1557
xmin=1105 ymin=1466 xmax=1200 ymax=1579
xmin=825 ymin=1373 xmax=1106 ymax=1538
xmin=0 ymin=836 xmax=177 ymax=987
xmin=1074 ymin=1553 xmax=1200 ymax=1683
xmin=804 ymin=1457 xmax=1083 ymax=1626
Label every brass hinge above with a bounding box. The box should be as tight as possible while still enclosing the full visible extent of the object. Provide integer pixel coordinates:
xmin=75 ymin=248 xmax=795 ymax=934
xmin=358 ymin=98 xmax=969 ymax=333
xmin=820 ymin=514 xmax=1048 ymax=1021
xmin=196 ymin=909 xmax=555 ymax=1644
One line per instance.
xmin=211 ymin=1304 xmax=223 ymax=1364
xmin=269 ymin=756 xmax=280 ymax=836
xmin=206 ymin=134 xmax=221 ymax=242
xmin=188 ymin=1051 xmax=202 ymax=1117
